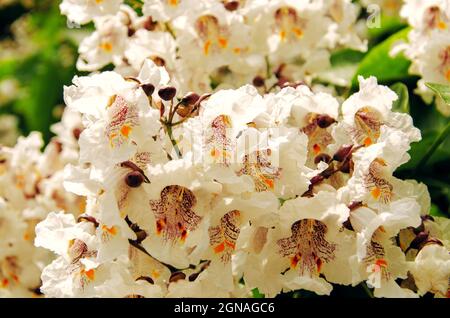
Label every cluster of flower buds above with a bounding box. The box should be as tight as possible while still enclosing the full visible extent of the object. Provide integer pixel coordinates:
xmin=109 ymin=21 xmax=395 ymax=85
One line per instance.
xmin=33 ymin=59 xmax=449 ymax=298
xmin=60 ymin=0 xmax=367 ymax=94
xmin=391 ymin=0 xmax=450 ymax=116
xmin=0 ymin=108 xmax=84 ymax=297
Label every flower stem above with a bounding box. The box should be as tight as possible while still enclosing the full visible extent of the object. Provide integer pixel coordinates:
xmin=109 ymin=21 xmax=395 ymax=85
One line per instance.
xmin=166 ymin=124 xmax=182 ymax=159
xmin=416 ymin=121 xmax=450 ymax=173
xmin=361 ymin=282 xmax=374 ymax=298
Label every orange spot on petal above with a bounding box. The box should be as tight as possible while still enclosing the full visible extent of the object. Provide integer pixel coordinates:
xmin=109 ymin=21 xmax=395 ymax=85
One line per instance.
xmin=203 ymin=40 xmax=211 ymax=55
xmin=371 ymin=187 xmax=381 ymax=200
xmin=214 ymin=242 xmax=225 ymax=254
xmin=313 ymin=144 xmax=321 ymax=155
xmin=86 ymin=269 xmax=95 ymax=280
xmin=120 ymin=125 xmax=132 ymax=137
xmin=218 ymin=37 xmax=228 ymax=48
xmin=364 ymin=137 xmax=373 ymax=147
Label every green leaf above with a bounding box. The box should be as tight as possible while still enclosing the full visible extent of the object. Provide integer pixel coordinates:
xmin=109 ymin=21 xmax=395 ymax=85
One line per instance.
xmin=425 ymin=82 xmax=450 ymax=105
xmin=430 ymin=204 xmax=447 ymax=218
xmin=367 ymin=13 xmax=407 ymax=41
xmin=317 ymin=49 xmax=365 ymax=87
xmin=415 ymin=121 xmax=450 ymax=172
xmin=390 ymin=83 xmax=409 ymax=113
xmin=351 ymin=27 xmax=411 ymax=89
xmin=251 ymin=288 xmax=265 ymax=298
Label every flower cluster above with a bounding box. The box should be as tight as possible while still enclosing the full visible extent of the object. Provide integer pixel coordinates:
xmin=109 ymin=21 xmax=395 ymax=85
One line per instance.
xmin=34 ymin=59 xmax=449 ymax=298
xmin=391 ymin=0 xmax=450 ymax=116
xmin=0 ymin=108 xmax=84 ymax=297
xmin=61 ymin=0 xmax=366 ymax=93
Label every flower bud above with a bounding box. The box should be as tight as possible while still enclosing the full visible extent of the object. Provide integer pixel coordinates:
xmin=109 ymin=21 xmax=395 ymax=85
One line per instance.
xmin=181 ymin=92 xmax=200 ymax=106
xmin=72 ymin=127 xmax=82 ymax=140
xmin=143 ymin=17 xmax=157 ymax=31
xmin=316 ymin=115 xmax=336 ymax=128
xmin=77 ymin=214 xmax=99 ymax=227
xmin=158 ymin=86 xmax=177 ymax=101
xmin=339 ymin=159 xmax=351 ymax=173
xmin=125 ymin=171 xmax=145 ymax=188
xmin=333 ymin=145 xmax=353 ymax=162
xmin=409 ymin=231 xmax=429 ymax=250
xmin=252 ymin=76 xmax=265 ymax=87
xmin=176 ymin=105 xmax=193 ymax=117
xmin=141 ymin=83 xmax=155 ymax=97
xmin=314 ymin=153 xmax=332 ymax=165
xmin=169 ymin=272 xmax=186 ymax=283
xmin=224 ymin=1 xmax=239 ymax=11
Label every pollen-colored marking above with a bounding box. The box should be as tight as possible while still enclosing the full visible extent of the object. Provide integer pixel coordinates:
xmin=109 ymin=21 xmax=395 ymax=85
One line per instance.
xmin=210 ymin=148 xmax=220 ymax=158
xmin=1 ymin=278 xmax=8 ymax=288
xmin=95 ymin=0 xmax=104 ymax=4
xmin=375 ymin=259 xmax=388 ymax=268
xmin=120 ymin=125 xmax=132 ymax=137
xmin=316 ymin=257 xmax=323 ymax=273
xmin=262 ymin=177 xmax=275 ymax=190
xmin=12 ymin=275 xmax=19 ymax=283
xmin=312 ymin=144 xmax=321 ymax=155
xmin=83 ymin=269 xmax=95 ymax=281
xmin=99 ymin=42 xmax=113 ymax=52
xmin=371 ymin=187 xmax=381 ymax=199
xmin=364 ymin=137 xmax=373 ymax=147
xmin=168 ymin=0 xmax=178 ymax=6
xmin=23 ymin=233 xmax=30 ymax=241
xmin=438 ymin=21 xmax=447 ymax=30
xmin=445 ymin=69 xmax=450 ymax=82
xmin=203 ymin=40 xmax=211 ymax=55
xmin=214 ymin=242 xmax=225 ymax=254
xmin=225 ymin=240 xmax=236 ymax=249
xmin=156 ymin=219 xmax=165 ymax=235
xmin=290 ymin=255 xmax=299 ymax=268
xmin=280 ymin=30 xmax=287 ymax=40
xmin=233 ymin=47 xmax=241 ymax=54
xmin=151 ymin=270 xmax=160 ymax=279
xmin=218 ymin=37 xmax=228 ymax=48
xmin=102 ymin=225 xmax=117 ymax=236
xmin=292 ymin=27 xmax=303 ymax=38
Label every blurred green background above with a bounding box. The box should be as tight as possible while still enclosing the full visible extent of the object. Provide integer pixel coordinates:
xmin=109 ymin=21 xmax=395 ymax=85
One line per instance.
xmin=0 ymin=0 xmax=448 ymax=219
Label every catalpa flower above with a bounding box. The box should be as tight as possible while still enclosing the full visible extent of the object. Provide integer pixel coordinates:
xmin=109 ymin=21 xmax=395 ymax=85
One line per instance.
xmin=60 ymin=0 xmax=123 ymax=25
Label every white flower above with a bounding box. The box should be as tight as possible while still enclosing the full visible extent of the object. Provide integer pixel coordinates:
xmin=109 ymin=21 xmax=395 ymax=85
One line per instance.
xmin=60 ymin=0 xmax=123 ymax=25
xmin=410 ymin=243 xmax=450 ymax=297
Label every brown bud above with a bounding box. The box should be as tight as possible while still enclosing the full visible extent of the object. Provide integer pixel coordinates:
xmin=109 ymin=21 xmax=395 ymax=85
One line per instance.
xmin=135 ymin=230 xmax=148 ymax=243
xmin=333 ymin=145 xmax=353 ymax=162
xmin=316 ymin=115 xmax=336 ymax=129
xmin=310 ymin=174 xmax=325 ymax=186
xmin=169 ymin=272 xmax=186 ymax=283
xmin=127 ymin=27 xmax=136 ymax=37
xmin=339 ymin=159 xmax=351 ymax=173
xmin=136 ymin=276 xmax=154 ymax=285
xmin=176 ymin=105 xmax=193 ymax=117
xmin=158 ymin=86 xmax=177 ymax=101
xmin=72 ymin=127 xmax=82 ymax=140
xmin=188 ymin=272 xmax=200 ymax=282
xmin=224 ymin=1 xmax=239 ymax=11
xmin=125 ymin=171 xmax=145 ymax=188
xmin=141 ymin=83 xmax=155 ymax=97
xmin=348 ymin=201 xmax=363 ymax=211
xmin=77 ymin=214 xmax=99 ymax=227
xmin=314 ymin=153 xmax=332 ymax=165
xmin=252 ymin=75 xmax=265 ymax=87
xmin=409 ymin=231 xmax=429 ymax=250
xmin=342 ymin=219 xmax=354 ymax=231
xmin=181 ymin=92 xmax=200 ymax=106
xmin=143 ymin=17 xmax=157 ymax=31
